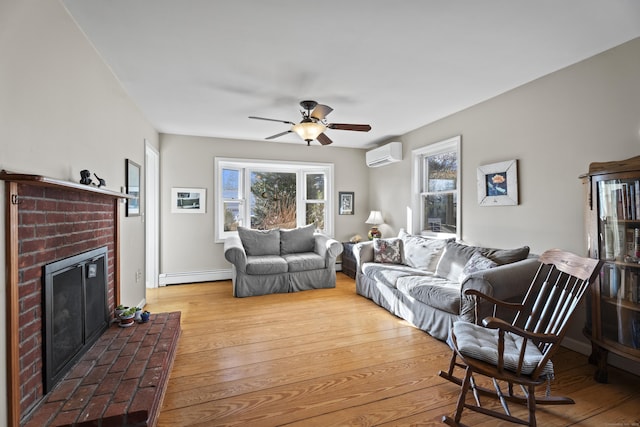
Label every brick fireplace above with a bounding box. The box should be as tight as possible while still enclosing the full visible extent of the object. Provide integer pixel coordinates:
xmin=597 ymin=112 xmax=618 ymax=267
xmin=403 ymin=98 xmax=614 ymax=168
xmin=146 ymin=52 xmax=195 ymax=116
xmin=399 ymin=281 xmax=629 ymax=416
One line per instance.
xmin=2 ymin=172 xmax=124 ymax=425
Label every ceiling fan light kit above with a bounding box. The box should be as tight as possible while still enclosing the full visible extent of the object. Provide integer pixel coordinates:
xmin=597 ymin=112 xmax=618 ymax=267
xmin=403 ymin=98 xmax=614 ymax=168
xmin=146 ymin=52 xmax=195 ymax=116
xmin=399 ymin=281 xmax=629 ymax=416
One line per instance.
xmin=249 ymin=100 xmax=371 ymax=146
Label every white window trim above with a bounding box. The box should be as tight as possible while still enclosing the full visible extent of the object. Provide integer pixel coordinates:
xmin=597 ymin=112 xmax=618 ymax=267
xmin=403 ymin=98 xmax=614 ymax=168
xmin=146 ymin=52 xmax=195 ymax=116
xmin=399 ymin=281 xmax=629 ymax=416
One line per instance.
xmin=410 ymin=135 xmax=461 ymax=238
xmin=214 ymin=157 xmax=334 ymax=243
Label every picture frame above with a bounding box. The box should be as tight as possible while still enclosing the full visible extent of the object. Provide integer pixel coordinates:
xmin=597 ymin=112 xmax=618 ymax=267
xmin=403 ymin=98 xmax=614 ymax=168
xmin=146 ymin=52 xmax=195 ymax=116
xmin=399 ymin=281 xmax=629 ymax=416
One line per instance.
xmin=171 ymin=187 xmax=206 ymax=213
xmin=338 ymin=191 xmax=354 ymax=215
xmin=477 ymin=159 xmax=518 ymax=206
xmin=125 ymin=159 xmax=141 ymax=217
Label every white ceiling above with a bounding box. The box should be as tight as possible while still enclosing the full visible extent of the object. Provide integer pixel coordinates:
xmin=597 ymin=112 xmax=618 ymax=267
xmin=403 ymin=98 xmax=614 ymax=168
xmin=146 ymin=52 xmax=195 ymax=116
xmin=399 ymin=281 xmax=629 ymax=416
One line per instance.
xmin=62 ymin=0 xmax=640 ymax=149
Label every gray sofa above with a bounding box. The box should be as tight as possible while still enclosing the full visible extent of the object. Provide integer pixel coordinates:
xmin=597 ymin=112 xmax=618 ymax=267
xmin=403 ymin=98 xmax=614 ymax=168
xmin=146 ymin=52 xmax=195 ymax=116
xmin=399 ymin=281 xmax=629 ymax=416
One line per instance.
xmin=224 ymin=224 xmax=343 ymax=297
xmin=353 ymin=231 xmax=540 ymax=341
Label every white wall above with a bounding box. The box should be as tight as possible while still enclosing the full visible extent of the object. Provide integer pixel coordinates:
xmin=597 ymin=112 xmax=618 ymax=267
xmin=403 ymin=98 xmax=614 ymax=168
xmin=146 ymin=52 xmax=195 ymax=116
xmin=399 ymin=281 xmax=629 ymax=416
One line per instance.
xmin=0 ymin=0 xmax=158 ymax=421
xmin=159 ymin=134 xmax=370 ymax=277
xmin=369 ymin=37 xmax=640 ymax=372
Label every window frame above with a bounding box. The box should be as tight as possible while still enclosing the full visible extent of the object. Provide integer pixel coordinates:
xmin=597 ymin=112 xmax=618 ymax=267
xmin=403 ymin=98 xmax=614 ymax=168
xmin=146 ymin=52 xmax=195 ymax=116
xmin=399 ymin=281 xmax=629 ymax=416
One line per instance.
xmin=410 ymin=135 xmax=461 ymax=239
xmin=214 ymin=157 xmax=334 ymax=242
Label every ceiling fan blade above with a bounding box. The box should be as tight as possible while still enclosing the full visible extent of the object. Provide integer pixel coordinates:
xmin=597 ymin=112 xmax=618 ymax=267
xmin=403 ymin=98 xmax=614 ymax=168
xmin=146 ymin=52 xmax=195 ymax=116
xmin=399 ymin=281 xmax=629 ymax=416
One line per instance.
xmin=310 ymin=104 xmax=333 ymax=121
xmin=265 ymin=130 xmax=293 ymax=140
xmin=249 ymin=116 xmax=296 ymax=125
xmin=327 ymin=123 xmax=371 ymax=132
xmin=317 ymin=133 xmax=333 ymax=145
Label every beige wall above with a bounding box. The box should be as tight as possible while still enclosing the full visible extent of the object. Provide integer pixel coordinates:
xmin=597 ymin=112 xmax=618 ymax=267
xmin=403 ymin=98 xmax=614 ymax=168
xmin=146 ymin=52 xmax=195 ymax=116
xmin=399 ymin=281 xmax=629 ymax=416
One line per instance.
xmin=159 ymin=134 xmax=370 ymax=275
xmin=369 ymin=37 xmax=640 ymax=372
xmin=0 ymin=0 xmax=158 ymax=421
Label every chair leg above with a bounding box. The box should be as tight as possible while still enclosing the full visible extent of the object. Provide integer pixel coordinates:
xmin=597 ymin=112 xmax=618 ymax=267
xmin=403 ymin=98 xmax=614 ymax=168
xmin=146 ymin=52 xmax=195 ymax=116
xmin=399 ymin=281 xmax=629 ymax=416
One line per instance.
xmin=527 ymin=384 xmax=537 ymax=427
xmin=442 ymin=366 xmax=473 ymax=427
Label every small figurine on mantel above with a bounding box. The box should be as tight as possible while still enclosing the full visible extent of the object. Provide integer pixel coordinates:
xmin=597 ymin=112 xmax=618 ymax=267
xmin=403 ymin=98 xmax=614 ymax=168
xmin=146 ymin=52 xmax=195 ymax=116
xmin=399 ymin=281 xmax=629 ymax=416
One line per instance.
xmin=79 ymin=170 xmax=107 ymax=188
xmin=93 ymin=173 xmax=106 ymax=188
xmin=79 ymin=170 xmax=92 ymax=185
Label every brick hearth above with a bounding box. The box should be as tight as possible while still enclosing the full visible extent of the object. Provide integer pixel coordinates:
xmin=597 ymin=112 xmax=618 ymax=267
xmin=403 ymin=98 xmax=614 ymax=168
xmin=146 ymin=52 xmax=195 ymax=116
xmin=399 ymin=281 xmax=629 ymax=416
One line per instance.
xmin=22 ymin=312 xmax=181 ymax=427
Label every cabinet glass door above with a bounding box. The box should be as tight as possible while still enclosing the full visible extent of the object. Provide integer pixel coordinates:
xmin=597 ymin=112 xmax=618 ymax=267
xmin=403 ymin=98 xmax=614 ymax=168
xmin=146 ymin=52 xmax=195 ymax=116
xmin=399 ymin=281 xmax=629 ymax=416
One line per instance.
xmin=597 ymin=179 xmax=640 ymax=349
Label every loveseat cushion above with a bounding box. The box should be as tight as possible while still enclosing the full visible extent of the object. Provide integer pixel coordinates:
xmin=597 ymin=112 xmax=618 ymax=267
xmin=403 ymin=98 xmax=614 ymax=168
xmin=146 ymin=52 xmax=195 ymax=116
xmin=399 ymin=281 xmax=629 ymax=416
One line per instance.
xmin=238 ymin=227 xmax=280 ymax=256
xmin=280 ymin=224 xmax=315 ymax=255
xmin=396 ymin=275 xmax=461 ymax=314
xmin=283 ymin=252 xmax=325 ymax=272
xmin=373 ymin=238 xmax=402 ymax=264
xmin=400 ymin=233 xmax=450 ymax=270
xmin=245 ymin=255 xmax=288 ymax=275
xmin=484 ymin=246 xmax=530 ymax=265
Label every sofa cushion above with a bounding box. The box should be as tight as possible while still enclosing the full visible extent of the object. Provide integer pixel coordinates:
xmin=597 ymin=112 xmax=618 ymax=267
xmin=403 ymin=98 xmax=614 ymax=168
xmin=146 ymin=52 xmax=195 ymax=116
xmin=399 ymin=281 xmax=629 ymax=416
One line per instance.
xmin=245 ymin=255 xmax=288 ymax=275
xmin=435 ymin=241 xmax=481 ymax=282
xmin=483 ymin=246 xmax=530 ymax=265
xmin=459 ymin=252 xmax=497 ymax=282
xmin=280 ymin=224 xmax=315 ymax=255
xmin=396 ymin=275 xmax=461 ymax=314
xmin=283 ymin=252 xmax=325 ymax=272
xmin=373 ymin=238 xmax=402 ymax=264
xmin=401 ymin=234 xmax=450 ymax=271
xmin=238 ymin=227 xmax=280 ymax=256
xmin=362 ymin=262 xmax=432 ymax=289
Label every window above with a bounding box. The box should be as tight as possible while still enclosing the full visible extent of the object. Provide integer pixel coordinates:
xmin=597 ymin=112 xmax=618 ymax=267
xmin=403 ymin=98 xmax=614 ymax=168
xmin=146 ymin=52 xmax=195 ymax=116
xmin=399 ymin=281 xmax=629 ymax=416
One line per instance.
xmin=215 ymin=158 xmax=333 ymax=241
xmin=411 ymin=135 xmax=460 ymax=238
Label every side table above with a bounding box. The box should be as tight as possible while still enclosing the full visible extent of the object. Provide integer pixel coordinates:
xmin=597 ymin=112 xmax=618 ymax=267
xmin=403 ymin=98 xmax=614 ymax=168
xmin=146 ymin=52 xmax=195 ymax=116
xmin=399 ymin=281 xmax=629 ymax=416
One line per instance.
xmin=341 ymin=242 xmax=356 ymax=279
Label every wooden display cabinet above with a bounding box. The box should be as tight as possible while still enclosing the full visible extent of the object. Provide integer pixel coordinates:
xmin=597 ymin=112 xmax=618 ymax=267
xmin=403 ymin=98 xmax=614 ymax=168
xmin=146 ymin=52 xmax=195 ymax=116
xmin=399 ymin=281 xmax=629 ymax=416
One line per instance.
xmin=583 ymin=156 xmax=640 ymax=382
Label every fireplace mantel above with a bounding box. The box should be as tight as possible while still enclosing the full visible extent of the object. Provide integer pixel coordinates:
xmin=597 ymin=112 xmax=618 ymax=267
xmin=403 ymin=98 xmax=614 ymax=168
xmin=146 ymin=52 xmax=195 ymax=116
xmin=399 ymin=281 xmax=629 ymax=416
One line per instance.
xmin=0 ymin=170 xmax=134 ymax=200
xmin=2 ymin=170 xmax=131 ymax=427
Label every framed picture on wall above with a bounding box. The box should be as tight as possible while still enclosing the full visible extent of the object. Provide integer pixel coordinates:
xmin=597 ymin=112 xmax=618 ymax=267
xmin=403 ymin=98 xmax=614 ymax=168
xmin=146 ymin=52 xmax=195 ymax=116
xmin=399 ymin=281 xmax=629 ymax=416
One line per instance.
xmin=339 ymin=191 xmax=354 ymax=215
xmin=477 ymin=159 xmax=518 ymax=206
xmin=125 ymin=159 xmax=141 ymax=217
xmin=171 ymin=187 xmax=206 ymax=213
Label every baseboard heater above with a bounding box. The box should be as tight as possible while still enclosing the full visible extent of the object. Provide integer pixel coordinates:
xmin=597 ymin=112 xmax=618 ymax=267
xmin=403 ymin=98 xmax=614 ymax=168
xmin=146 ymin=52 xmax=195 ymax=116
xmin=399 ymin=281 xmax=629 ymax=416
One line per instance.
xmin=159 ymin=269 xmax=232 ymax=286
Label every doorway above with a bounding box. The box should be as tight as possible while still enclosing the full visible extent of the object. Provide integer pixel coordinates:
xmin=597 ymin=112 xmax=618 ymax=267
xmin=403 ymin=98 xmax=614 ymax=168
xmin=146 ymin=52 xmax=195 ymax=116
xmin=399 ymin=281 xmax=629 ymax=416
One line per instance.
xmin=145 ymin=141 xmax=160 ymax=288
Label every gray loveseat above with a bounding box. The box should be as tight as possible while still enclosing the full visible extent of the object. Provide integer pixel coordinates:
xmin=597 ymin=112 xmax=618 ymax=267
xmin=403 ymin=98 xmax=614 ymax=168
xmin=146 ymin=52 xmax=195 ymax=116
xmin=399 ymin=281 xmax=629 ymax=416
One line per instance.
xmin=224 ymin=224 xmax=343 ymax=297
xmin=353 ymin=231 xmax=539 ymax=341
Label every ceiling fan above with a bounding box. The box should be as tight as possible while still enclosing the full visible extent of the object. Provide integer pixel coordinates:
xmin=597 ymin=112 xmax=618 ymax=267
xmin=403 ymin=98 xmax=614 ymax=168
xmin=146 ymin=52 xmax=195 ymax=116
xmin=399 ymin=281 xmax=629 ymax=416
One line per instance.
xmin=249 ymin=100 xmax=371 ymax=146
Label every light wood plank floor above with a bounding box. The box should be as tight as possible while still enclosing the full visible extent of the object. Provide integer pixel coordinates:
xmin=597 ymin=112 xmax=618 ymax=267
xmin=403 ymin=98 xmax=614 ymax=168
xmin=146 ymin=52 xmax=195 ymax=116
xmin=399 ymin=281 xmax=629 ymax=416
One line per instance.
xmin=146 ymin=274 xmax=640 ymax=426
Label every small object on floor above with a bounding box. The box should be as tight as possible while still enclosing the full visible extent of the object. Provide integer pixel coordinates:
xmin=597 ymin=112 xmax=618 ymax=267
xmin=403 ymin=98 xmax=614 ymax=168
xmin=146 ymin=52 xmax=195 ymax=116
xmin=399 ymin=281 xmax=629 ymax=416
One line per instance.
xmin=141 ymin=310 xmax=151 ymax=323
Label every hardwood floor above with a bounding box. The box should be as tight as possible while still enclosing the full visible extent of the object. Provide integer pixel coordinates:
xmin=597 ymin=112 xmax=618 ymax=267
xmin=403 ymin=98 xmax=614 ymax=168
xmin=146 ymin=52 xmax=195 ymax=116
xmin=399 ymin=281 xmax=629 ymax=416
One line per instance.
xmin=146 ymin=274 xmax=640 ymax=426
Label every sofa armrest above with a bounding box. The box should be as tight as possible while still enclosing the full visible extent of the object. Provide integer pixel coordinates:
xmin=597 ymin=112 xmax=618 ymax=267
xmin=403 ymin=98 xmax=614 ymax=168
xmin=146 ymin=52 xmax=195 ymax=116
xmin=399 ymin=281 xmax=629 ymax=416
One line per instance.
xmin=223 ymin=234 xmax=247 ymax=273
xmin=461 ymin=256 xmax=540 ymax=301
xmin=314 ymin=233 xmax=343 ymax=265
xmin=352 ymin=241 xmax=374 ymax=275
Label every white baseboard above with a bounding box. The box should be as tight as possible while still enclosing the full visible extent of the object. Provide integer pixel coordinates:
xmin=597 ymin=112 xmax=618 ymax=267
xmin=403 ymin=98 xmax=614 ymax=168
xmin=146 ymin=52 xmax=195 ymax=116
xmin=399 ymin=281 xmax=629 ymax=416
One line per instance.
xmin=158 ymin=269 xmax=233 ymax=286
xmin=562 ymin=336 xmax=640 ymax=377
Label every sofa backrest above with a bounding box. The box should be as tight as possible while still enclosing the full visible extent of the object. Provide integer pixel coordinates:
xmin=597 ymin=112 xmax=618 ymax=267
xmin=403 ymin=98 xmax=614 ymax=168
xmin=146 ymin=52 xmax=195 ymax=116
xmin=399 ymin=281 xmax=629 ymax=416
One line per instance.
xmin=237 ymin=224 xmax=316 ymax=256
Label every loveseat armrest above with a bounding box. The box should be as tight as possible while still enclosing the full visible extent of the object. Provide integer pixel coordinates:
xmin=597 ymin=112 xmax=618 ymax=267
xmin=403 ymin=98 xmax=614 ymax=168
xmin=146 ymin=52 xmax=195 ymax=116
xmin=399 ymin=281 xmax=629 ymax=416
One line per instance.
xmin=461 ymin=256 xmax=540 ymax=302
xmin=223 ymin=234 xmax=247 ymax=273
xmin=314 ymin=233 xmax=343 ymax=266
xmin=352 ymin=241 xmax=374 ymax=275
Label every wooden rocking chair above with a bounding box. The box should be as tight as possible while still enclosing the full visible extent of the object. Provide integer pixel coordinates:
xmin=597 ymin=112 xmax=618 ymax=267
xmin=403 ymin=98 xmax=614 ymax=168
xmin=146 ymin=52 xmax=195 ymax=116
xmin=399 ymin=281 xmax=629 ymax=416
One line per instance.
xmin=438 ymin=249 xmax=603 ymax=427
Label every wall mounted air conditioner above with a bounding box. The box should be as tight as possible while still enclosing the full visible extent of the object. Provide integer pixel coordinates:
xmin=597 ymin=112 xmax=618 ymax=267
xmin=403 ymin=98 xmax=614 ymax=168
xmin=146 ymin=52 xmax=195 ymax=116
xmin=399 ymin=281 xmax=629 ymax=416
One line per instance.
xmin=366 ymin=142 xmax=402 ymax=167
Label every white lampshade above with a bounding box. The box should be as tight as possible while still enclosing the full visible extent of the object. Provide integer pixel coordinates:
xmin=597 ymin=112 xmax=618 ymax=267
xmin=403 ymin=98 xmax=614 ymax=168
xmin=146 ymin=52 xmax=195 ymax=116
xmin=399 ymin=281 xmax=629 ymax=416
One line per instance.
xmin=365 ymin=210 xmax=384 ymax=225
xmin=292 ymin=121 xmax=326 ymax=142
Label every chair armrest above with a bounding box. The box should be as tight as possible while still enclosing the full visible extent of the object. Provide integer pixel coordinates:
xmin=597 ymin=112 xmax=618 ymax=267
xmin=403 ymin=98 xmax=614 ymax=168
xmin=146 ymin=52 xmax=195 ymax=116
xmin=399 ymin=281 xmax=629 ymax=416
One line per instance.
xmin=483 ymin=317 xmax=560 ymax=344
xmin=352 ymin=241 xmax=374 ymax=275
xmin=223 ymin=234 xmax=247 ymax=273
xmin=314 ymin=233 xmax=343 ymax=263
xmin=464 ymin=289 xmax=524 ymax=312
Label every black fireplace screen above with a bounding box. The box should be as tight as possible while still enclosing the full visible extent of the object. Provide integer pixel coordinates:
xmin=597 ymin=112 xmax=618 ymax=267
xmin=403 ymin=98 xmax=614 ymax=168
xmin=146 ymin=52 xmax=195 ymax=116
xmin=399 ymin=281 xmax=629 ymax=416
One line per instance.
xmin=43 ymin=246 xmax=109 ymax=393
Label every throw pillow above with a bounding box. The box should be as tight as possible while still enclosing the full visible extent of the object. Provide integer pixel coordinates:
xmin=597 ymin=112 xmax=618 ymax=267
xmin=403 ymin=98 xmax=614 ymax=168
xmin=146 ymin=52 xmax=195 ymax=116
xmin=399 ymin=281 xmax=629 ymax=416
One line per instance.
xmin=280 ymin=224 xmax=316 ymax=255
xmin=401 ymin=234 xmax=450 ymax=271
xmin=373 ymin=238 xmax=402 ymax=264
xmin=237 ymin=226 xmax=280 ymax=256
xmin=459 ymin=252 xmax=498 ymax=282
